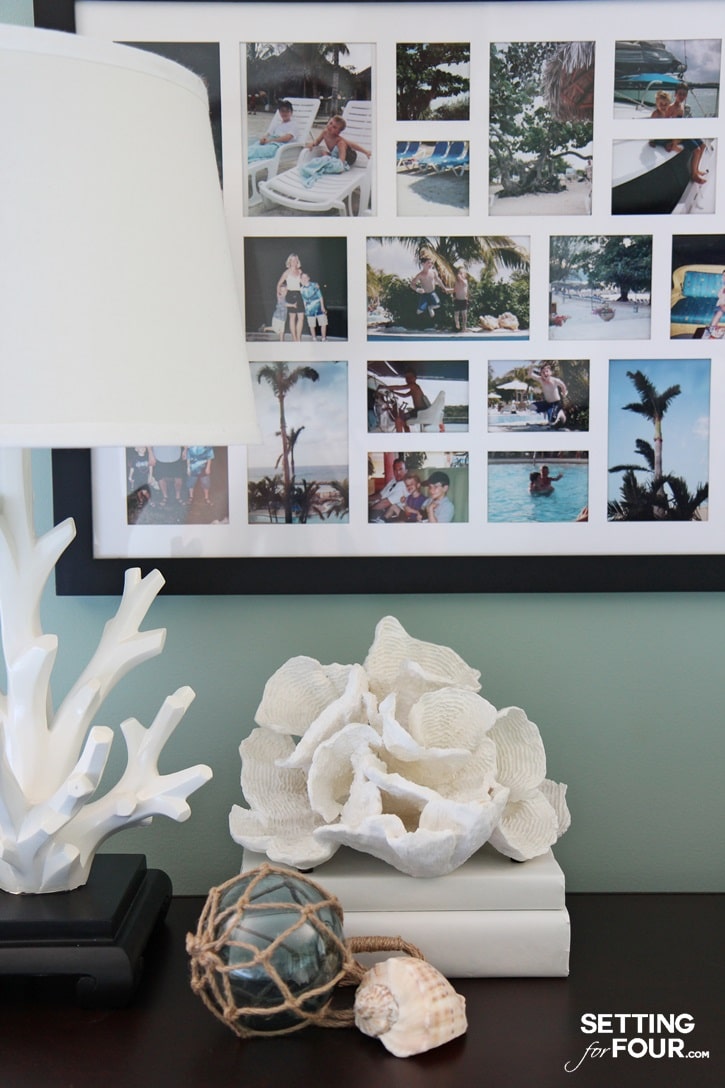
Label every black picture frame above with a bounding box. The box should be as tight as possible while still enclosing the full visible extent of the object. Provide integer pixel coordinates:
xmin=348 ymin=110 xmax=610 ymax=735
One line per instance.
xmin=37 ymin=1 xmax=725 ymax=595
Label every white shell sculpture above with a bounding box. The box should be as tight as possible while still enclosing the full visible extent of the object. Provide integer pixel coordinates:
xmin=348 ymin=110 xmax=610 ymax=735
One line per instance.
xmin=0 ymin=450 xmax=212 ymax=894
xmin=229 ymin=615 xmax=570 ymax=878
xmin=354 ymin=956 xmax=467 ymax=1058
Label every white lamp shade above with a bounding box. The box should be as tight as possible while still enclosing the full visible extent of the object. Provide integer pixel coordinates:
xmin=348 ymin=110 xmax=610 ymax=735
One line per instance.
xmin=0 ymin=25 xmax=260 ymax=447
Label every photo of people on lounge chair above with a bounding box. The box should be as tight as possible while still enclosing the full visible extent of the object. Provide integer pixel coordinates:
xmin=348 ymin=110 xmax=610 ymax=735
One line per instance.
xmin=246 ymin=97 xmax=319 ymax=208
xmin=245 ymin=41 xmax=373 ymax=216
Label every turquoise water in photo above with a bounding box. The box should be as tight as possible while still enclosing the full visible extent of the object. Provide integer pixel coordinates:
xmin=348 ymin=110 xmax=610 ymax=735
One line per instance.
xmin=488 ymin=461 xmax=588 ymax=522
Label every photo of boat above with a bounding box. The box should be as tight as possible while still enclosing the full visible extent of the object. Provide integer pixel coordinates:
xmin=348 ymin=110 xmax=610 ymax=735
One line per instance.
xmin=615 ymin=39 xmax=686 ymax=78
xmin=613 ymin=38 xmax=721 ymax=118
xmin=612 ymin=138 xmax=716 ymax=215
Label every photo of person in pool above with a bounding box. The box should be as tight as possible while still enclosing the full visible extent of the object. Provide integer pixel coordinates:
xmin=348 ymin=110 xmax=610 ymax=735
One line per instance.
xmin=529 ymin=465 xmax=563 ymax=494
xmin=488 ymin=451 xmax=588 ymax=522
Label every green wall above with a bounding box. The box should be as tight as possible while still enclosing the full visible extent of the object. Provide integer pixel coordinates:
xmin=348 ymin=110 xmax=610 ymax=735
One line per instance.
xmin=6 ymin=2 xmax=724 ymax=894
xmin=1 ymin=0 xmax=29 ymax=25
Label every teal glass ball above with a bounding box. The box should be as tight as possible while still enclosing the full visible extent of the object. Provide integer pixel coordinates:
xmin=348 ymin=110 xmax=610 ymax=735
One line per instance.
xmin=215 ymin=868 xmax=346 ymax=1032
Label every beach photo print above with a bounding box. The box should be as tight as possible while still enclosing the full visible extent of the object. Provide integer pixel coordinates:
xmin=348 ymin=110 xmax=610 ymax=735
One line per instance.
xmin=244 ymin=40 xmax=374 ymax=216
xmin=248 ymin=361 xmax=349 ymax=526
xmin=396 ymin=140 xmax=470 ymax=217
xmin=367 ymin=236 xmax=530 ymax=341
xmin=607 ymin=358 xmax=710 ymax=521
xmin=489 ymin=40 xmax=594 ymax=216
xmin=549 ymin=235 xmax=652 ymax=340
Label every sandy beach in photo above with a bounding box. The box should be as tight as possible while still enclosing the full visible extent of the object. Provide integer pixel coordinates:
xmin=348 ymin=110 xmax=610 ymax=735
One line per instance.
xmin=396 ymin=168 xmax=469 ymax=216
xmin=548 ymin=295 xmax=651 ymax=340
xmin=490 ymin=175 xmax=591 ymax=216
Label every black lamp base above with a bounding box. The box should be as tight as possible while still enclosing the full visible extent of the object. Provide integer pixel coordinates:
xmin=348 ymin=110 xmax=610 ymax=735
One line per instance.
xmin=0 ymin=854 xmax=172 ymax=1007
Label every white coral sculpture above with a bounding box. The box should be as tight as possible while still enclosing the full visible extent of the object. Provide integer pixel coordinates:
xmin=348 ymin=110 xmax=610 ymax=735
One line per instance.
xmin=229 ymin=615 xmax=569 ymax=878
xmin=0 ymin=450 xmax=212 ymax=894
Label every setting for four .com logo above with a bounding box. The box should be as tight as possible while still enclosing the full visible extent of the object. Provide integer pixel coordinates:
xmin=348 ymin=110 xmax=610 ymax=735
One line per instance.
xmin=565 ymin=1012 xmax=711 ymax=1073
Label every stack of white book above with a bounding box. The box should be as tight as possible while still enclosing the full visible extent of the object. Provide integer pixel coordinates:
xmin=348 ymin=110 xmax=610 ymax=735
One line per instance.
xmin=242 ymin=843 xmax=570 ymax=978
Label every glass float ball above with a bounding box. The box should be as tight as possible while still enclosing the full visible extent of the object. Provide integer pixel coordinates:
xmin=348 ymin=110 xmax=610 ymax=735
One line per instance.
xmin=215 ymin=869 xmax=346 ymax=1032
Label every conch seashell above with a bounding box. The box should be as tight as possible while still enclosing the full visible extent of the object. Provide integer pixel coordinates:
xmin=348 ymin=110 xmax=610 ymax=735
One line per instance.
xmin=354 ymin=957 xmax=467 ymax=1058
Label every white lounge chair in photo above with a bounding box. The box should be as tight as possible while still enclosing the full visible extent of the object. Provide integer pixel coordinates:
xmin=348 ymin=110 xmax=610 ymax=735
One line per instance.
xmin=407 ymin=391 xmax=446 ymax=432
xmin=258 ymin=100 xmax=373 ymax=216
xmin=247 ymin=97 xmax=320 ymax=207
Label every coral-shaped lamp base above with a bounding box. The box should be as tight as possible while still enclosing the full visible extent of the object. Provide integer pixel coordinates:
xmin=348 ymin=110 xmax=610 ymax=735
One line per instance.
xmin=0 ymin=449 xmax=212 ymax=894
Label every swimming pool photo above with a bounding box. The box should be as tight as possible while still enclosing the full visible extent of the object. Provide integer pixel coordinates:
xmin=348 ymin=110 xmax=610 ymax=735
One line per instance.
xmin=488 ymin=457 xmax=589 ymax=522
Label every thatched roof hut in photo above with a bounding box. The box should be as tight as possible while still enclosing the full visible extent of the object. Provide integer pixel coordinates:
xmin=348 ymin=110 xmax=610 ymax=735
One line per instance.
xmin=248 ymin=46 xmax=370 ymax=111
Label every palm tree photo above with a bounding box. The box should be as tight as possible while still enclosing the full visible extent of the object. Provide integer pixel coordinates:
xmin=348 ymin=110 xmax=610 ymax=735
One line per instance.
xmin=608 ymin=363 xmax=709 ymax=521
xmin=366 ymin=235 xmax=530 ymax=336
xmin=248 ymin=361 xmax=350 ymax=526
xmin=255 ymin=363 xmax=319 ymax=523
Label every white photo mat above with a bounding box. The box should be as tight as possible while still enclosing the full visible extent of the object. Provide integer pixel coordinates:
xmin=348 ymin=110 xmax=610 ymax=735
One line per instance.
xmin=45 ymin=1 xmax=725 ymax=590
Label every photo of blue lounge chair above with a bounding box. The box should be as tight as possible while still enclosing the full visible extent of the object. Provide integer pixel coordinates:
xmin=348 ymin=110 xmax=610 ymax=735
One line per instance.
xmin=417 ymin=141 xmax=451 ymax=171
xmin=396 ymin=141 xmax=471 ymax=215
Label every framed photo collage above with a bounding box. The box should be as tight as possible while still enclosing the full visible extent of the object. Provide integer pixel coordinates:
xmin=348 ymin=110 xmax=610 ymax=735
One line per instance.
xmin=41 ymin=1 xmax=725 ymax=593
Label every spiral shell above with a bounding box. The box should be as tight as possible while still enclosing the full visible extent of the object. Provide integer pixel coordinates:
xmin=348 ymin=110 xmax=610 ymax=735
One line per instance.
xmin=354 ymin=957 xmax=467 ymax=1058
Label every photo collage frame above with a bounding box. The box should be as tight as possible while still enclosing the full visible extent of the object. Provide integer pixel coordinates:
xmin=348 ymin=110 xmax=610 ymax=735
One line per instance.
xmin=42 ymin=1 xmax=725 ymax=593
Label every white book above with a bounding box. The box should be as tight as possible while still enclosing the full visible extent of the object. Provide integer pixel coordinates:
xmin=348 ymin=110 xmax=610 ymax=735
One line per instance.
xmin=242 ymin=843 xmax=566 ymax=912
xmin=344 ymin=907 xmax=571 ymax=978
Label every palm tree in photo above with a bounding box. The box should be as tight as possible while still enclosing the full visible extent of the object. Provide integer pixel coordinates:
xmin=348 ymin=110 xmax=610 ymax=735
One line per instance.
xmin=387 ymin=235 xmax=529 ymax=287
xmin=321 ymin=44 xmax=351 ymax=111
xmin=276 ymin=425 xmax=305 ymax=483
xmin=325 ymin=478 xmax=350 ymax=520
xmin=366 ymin=265 xmax=397 ymax=308
xmin=620 ymin=369 xmax=681 ymax=518
xmin=663 ymin=475 xmax=709 ymax=521
xmin=294 ymin=479 xmax=325 ymax=524
xmin=608 ymin=440 xmax=661 ymax=521
xmin=321 ymin=43 xmax=351 ymax=66
xmin=609 ymin=436 xmax=708 ymax=521
xmin=248 ymin=474 xmax=283 ymax=523
xmin=608 ymin=471 xmax=655 ymax=521
xmin=257 ymin=363 xmax=319 ymax=523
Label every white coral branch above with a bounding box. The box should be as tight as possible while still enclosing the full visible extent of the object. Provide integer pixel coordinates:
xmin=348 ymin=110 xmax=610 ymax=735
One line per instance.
xmin=0 ymin=452 xmax=213 ymax=893
xmin=51 ymin=568 xmax=166 ymax=772
xmin=0 ymin=450 xmax=76 ymax=656
xmin=16 ymin=726 xmax=114 ymax=855
xmin=65 ymin=687 xmax=212 ymax=858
